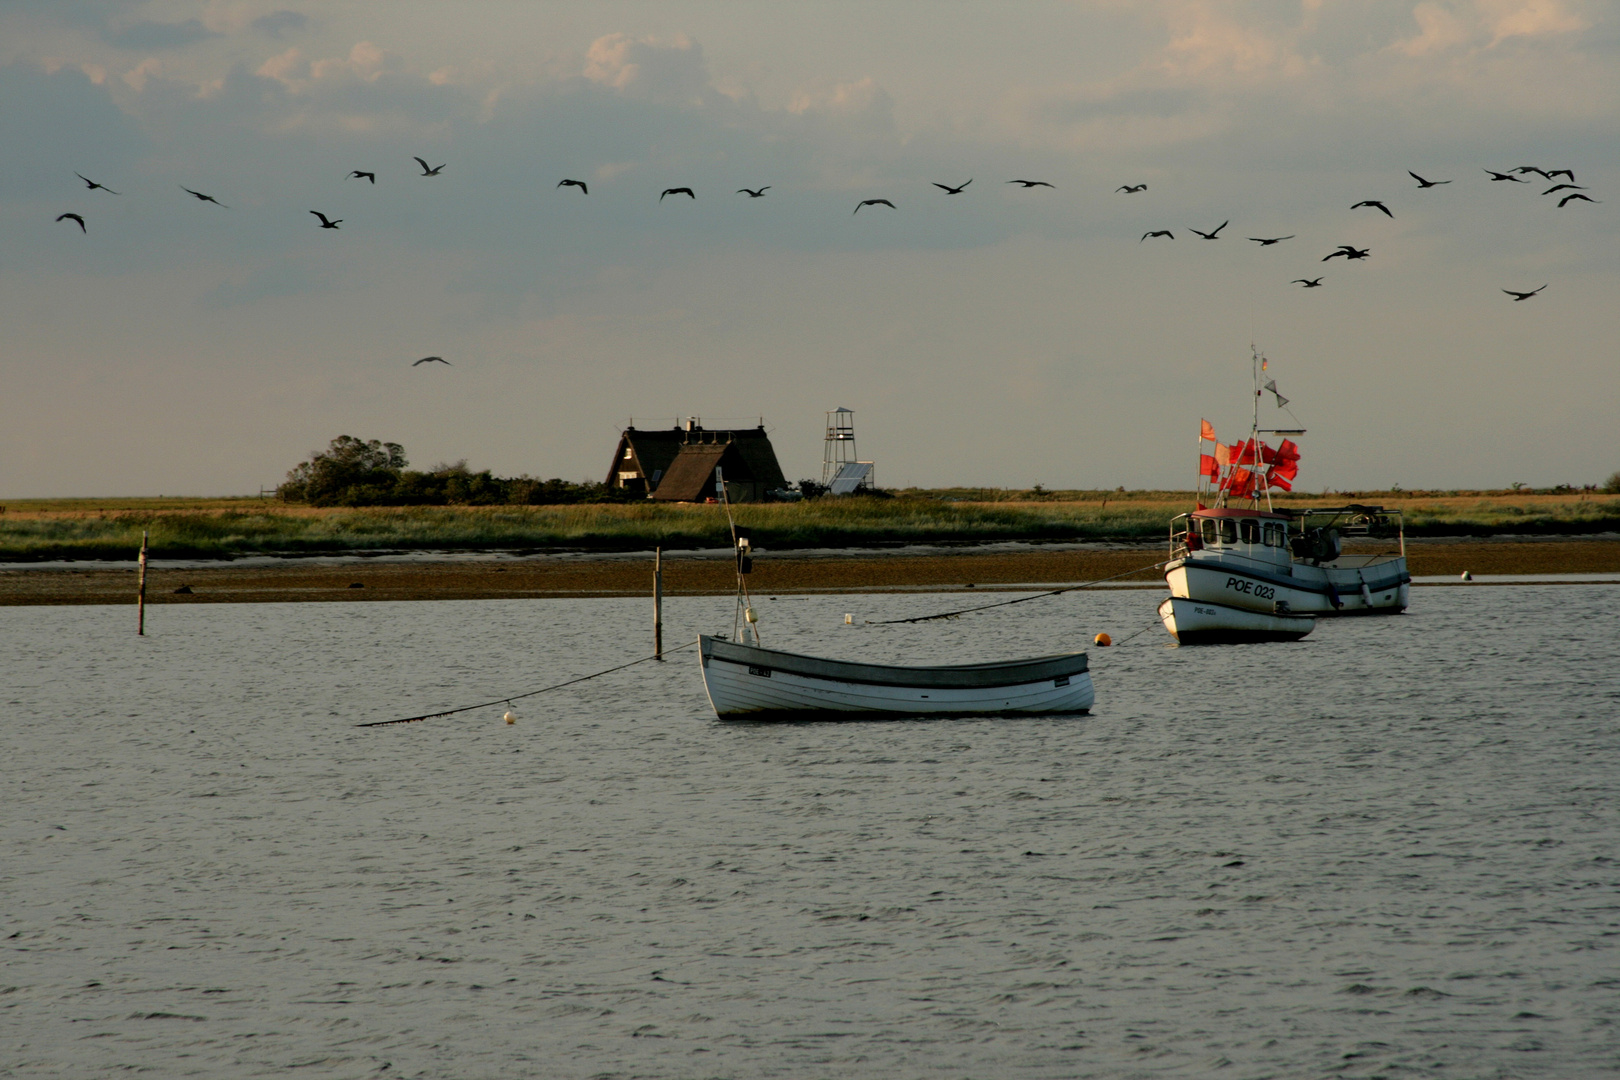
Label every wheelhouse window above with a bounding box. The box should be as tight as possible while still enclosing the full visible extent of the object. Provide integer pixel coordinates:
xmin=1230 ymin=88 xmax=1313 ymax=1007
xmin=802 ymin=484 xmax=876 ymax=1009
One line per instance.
xmin=1263 ymin=523 xmax=1285 ymax=547
xmin=1218 ymin=519 xmax=1238 ymax=544
xmin=1240 ymin=520 xmax=1260 ymax=544
xmin=1200 ymin=518 xmax=1218 ymax=545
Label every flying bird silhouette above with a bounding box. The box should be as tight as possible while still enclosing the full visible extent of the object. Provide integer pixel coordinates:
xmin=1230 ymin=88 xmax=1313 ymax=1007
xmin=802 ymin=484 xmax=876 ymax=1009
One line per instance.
xmin=933 ymin=180 xmax=971 ymax=194
xmin=1558 ymin=193 xmax=1600 ymax=207
xmin=56 ymin=212 xmax=86 ymax=233
xmin=1188 ymin=220 xmax=1228 ymax=239
xmin=1006 ymin=180 xmax=1054 ymax=188
xmin=1352 ymin=200 xmax=1393 ymax=218
xmin=180 ymin=185 xmax=227 ymax=207
xmin=854 ymin=199 xmax=896 ymax=213
xmin=1292 ymin=277 xmax=1324 ymax=288
xmin=1140 ymin=230 xmax=1174 ymax=241
xmin=1545 ymin=169 xmax=1574 ymax=182
xmin=413 ymin=157 xmax=446 ymax=176
xmin=1408 ymin=170 xmax=1450 ymax=188
xmin=660 ymin=187 xmax=695 ymax=201
xmin=347 ymin=171 xmax=375 ymax=183
xmin=557 ymin=179 xmax=588 ymax=194
xmin=309 ymin=211 xmax=342 ymax=229
xmin=736 ymin=186 xmax=770 ymax=198
xmin=1542 ymin=183 xmax=1585 ymax=195
xmin=413 ymin=356 xmax=451 ymax=366
xmin=1502 ymin=285 xmax=1546 ymax=301
xmin=1116 ymin=184 xmax=1147 ymax=193
xmin=1512 ymin=166 xmax=1550 ymax=179
xmin=1484 ymin=170 xmax=1527 ymax=183
xmin=1323 ymin=245 xmax=1370 ymax=261
xmin=75 ymin=173 xmax=119 ymax=194
xmin=1248 ymin=235 xmax=1294 ymax=246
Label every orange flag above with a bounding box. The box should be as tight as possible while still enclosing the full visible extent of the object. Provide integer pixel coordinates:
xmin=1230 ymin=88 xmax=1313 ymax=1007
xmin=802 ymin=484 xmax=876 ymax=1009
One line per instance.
xmin=1200 ymin=419 xmax=1216 ymax=442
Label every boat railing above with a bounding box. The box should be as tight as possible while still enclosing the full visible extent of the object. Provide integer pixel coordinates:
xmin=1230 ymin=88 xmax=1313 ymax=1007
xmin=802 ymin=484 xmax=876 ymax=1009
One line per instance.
xmin=1168 ymin=513 xmax=1192 ymax=560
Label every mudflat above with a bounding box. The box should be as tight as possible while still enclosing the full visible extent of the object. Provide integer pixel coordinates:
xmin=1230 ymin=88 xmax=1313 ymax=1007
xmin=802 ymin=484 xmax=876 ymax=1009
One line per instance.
xmin=3 ymin=539 xmax=1616 ymax=605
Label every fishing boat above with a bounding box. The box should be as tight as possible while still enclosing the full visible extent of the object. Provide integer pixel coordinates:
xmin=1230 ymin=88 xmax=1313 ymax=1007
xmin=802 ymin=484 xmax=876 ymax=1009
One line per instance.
xmin=699 ymin=635 xmax=1094 ymax=720
xmin=1157 ymin=595 xmax=1315 ymax=645
xmin=1164 ymin=349 xmax=1410 ymax=622
xmin=695 ymin=466 xmax=1093 ymax=721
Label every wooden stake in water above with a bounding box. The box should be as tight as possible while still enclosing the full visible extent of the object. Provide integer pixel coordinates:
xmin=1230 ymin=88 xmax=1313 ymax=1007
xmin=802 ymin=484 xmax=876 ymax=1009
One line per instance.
xmin=137 ymin=530 xmax=148 ymax=636
xmin=653 ymin=546 xmax=664 ymax=661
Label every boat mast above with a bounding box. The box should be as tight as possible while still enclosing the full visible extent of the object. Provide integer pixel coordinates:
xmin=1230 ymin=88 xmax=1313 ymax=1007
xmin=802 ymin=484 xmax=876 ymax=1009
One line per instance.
xmin=1252 ymin=345 xmax=1272 ymax=512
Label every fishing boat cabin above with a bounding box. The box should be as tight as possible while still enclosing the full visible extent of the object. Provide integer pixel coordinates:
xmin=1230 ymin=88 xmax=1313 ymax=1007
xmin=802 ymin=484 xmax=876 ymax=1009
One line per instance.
xmin=606 ymin=418 xmax=788 ymax=502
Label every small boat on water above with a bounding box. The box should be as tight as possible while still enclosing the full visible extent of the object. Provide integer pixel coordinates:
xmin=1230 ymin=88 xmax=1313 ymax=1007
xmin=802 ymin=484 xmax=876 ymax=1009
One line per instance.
xmin=1157 ymin=595 xmax=1315 ymax=645
xmin=1162 ymin=348 xmax=1410 ymax=638
xmin=700 ymin=634 xmax=1094 ymax=720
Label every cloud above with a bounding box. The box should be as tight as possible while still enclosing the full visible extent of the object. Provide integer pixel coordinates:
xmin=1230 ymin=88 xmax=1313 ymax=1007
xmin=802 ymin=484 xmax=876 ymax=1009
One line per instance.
xmin=107 ymin=18 xmax=219 ymax=51
xmin=1392 ymin=0 xmax=1590 ymax=55
xmin=0 ymin=61 xmax=146 ymax=197
xmin=253 ymin=11 xmax=310 ymax=39
xmin=582 ymin=33 xmax=718 ymax=106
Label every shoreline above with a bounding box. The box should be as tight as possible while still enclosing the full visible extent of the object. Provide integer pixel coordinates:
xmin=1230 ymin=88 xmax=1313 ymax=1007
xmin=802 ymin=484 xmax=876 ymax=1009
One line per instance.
xmin=3 ymin=538 xmax=1617 ymax=606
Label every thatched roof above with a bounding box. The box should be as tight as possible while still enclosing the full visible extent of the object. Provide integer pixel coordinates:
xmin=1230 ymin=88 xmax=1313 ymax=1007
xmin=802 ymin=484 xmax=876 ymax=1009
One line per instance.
xmin=649 ymin=443 xmax=751 ymax=502
xmin=609 ymin=423 xmax=787 ymax=493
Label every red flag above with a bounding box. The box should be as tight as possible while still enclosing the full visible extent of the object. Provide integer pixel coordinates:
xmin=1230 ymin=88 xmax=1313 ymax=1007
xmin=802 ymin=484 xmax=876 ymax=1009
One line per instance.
xmin=1214 ymin=442 xmax=1233 ymax=466
xmin=1266 ymin=470 xmax=1294 ymax=492
xmin=1260 ymin=440 xmax=1277 ymax=465
xmin=1275 ymin=438 xmax=1300 ymax=463
xmin=1269 ymin=459 xmax=1299 ymax=482
xmin=1227 ymin=468 xmax=1257 ymax=498
xmin=1234 ymin=439 xmax=1258 ymax=466
xmin=1200 ymin=419 xmax=1217 ymax=442
xmin=1199 ymin=454 xmax=1219 ymax=478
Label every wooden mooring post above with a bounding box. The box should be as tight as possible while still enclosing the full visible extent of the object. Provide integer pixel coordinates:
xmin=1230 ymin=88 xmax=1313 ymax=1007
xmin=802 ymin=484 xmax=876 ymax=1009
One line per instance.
xmin=137 ymin=530 xmax=148 ymax=635
xmin=653 ymin=547 xmax=664 ymax=660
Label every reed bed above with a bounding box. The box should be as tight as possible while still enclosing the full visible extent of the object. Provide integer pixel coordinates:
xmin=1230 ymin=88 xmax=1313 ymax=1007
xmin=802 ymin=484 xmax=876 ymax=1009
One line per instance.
xmin=1 ymin=492 xmax=1615 ymax=560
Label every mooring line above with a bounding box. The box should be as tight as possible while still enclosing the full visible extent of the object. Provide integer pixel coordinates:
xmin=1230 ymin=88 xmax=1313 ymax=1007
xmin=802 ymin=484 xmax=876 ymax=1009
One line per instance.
xmin=868 ymin=560 xmax=1169 ymax=625
xmin=358 ymin=639 xmax=700 ymax=728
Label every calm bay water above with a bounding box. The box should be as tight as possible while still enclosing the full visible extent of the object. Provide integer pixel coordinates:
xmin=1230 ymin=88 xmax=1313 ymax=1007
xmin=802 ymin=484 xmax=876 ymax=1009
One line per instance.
xmin=3 ymin=585 xmax=1618 ymax=1078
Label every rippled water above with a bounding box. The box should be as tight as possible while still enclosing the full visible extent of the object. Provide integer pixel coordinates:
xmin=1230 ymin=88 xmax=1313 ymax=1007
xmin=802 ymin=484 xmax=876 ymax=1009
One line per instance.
xmin=4 ymin=585 xmax=1618 ymax=1078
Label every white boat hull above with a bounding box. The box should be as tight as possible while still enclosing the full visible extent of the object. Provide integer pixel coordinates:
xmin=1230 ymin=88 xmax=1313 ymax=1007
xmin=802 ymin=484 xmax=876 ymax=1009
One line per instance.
xmin=1158 ymin=595 xmax=1315 ymax=645
xmin=1166 ymin=555 xmax=1409 ymax=616
xmin=699 ymin=635 xmax=1094 ymax=720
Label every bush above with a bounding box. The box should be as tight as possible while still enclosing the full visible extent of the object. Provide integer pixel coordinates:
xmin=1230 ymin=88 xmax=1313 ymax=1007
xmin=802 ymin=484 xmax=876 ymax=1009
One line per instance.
xmin=1603 ymin=471 xmax=1620 ymax=495
xmin=279 ymin=436 xmax=407 ymax=506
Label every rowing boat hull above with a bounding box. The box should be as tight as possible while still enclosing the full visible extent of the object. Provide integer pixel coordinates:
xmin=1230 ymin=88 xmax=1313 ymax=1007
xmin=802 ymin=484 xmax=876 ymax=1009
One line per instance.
xmin=699 ymin=635 xmax=1094 ymax=720
xmin=1158 ymin=595 xmax=1315 ymax=645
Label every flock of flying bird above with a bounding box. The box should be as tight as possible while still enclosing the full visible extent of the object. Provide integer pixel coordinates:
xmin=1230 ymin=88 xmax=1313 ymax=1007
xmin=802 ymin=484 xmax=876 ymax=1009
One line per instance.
xmin=53 ymin=157 xmax=1598 ymax=355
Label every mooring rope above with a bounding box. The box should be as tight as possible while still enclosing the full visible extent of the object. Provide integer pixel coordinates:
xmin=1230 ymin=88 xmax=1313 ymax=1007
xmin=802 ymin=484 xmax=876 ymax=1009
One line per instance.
xmin=867 ymin=559 xmax=1169 ymax=625
xmin=357 ymin=638 xmax=700 ymax=727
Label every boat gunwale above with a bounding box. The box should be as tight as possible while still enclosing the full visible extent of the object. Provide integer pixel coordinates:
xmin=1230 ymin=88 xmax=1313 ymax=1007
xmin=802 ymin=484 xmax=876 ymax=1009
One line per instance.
xmin=701 ymin=635 xmax=1089 ymax=690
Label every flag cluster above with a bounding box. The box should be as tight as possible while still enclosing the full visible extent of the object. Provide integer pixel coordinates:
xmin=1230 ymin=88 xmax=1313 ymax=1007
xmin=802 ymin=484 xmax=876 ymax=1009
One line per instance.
xmin=1198 ymin=421 xmax=1300 ymax=499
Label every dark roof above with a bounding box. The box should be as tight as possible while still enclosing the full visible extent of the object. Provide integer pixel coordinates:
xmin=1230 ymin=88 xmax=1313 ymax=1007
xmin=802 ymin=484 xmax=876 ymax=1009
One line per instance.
xmin=649 ymin=444 xmax=749 ymax=502
xmin=613 ymin=424 xmax=787 ymax=492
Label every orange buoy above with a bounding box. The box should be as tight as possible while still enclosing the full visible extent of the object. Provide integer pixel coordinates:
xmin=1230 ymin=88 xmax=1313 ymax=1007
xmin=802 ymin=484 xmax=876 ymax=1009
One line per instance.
xmin=1094 ymin=632 xmax=1112 ymax=647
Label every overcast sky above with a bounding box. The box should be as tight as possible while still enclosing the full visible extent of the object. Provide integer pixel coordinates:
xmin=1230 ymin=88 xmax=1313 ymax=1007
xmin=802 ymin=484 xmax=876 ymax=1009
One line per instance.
xmin=3 ymin=1 xmax=1616 ymax=496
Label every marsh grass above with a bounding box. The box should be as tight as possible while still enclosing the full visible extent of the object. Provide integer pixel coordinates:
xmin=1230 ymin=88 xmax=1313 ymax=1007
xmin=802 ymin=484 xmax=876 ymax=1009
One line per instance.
xmin=2 ymin=491 xmax=1616 ymax=560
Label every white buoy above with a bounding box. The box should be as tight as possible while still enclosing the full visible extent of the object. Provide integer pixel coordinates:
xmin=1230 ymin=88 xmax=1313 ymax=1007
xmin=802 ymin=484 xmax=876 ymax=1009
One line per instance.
xmin=844 ymin=614 xmax=854 ymax=625
xmin=1460 ymin=571 xmax=1473 ymax=582
xmin=503 ymin=710 xmax=518 ymax=725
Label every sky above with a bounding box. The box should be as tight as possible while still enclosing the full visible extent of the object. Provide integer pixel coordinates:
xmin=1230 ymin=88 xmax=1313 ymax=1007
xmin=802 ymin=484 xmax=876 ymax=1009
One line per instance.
xmin=2 ymin=0 xmax=1616 ymax=497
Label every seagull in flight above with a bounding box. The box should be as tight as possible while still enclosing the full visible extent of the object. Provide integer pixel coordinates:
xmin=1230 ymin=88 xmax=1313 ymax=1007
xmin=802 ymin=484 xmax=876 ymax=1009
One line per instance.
xmin=1484 ymin=170 xmax=1527 ymax=183
xmin=1408 ymin=170 xmax=1450 ymax=188
xmin=309 ymin=211 xmax=342 ymax=229
xmin=180 ymin=185 xmax=228 ymax=207
xmin=413 ymin=157 xmax=446 ymax=176
xmin=1188 ymin=220 xmax=1228 ymax=239
xmin=347 ymin=171 xmax=375 ymax=184
xmin=1248 ymin=235 xmax=1294 ymax=246
xmin=56 ymin=212 xmax=86 ymax=233
xmin=557 ymin=179 xmax=588 ymax=194
xmin=413 ymin=356 xmax=451 ymax=366
xmin=1352 ymin=200 xmax=1393 ymax=218
xmin=854 ymin=199 xmax=895 ymax=213
xmin=737 ymin=186 xmax=770 ymax=198
xmin=1542 ymin=183 xmax=1585 ymax=196
xmin=1545 ymin=169 xmax=1575 ymax=182
xmin=1292 ymin=277 xmax=1324 ymax=288
xmin=75 ymin=173 xmax=119 ymax=194
xmin=1140 ymin=229 xmax=1174 ymax=241
xmin=1502 ymin=285 xmax=1546 ymax=301
xmin=1116 ymin=184 xmax=1147 ymax=194
xmin=1512 ymin=166 xmax=1550 ymax=179
xmin=660 ymin=187 xmax=695 ymax=200
xmin=1558 ymin=193 xmax=1600 ymax=207
xmin=933 ymin=180 xmax=971 ymax=194
xmin=1323 ymin=245 xmax=1370 ymax=261
xmin=1006 ymin=180 xmax=1054 ymax=188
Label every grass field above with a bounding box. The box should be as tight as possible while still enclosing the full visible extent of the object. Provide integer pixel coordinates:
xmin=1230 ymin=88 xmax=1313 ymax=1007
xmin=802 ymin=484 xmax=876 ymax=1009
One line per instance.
xmin=1 ymin=488 xmax=1615 ymax=561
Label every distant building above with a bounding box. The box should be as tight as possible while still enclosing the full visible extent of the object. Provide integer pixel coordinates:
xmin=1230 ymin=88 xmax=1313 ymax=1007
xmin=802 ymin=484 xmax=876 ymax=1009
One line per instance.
xmin=606 ymin=418 xmax=788 ymax=502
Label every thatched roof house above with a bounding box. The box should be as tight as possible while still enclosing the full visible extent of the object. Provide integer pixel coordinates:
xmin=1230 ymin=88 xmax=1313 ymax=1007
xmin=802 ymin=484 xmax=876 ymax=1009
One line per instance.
xmin=607 ymin=419 xmax=787 ymax=502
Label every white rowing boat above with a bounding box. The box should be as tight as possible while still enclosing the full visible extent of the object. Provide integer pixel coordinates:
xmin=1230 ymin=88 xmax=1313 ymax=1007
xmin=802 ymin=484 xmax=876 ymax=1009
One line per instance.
xmin=1157 ymin=595 xmax=1315 ymax=645
xmin=699 ymin=635 xmax=1094 ymax=720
